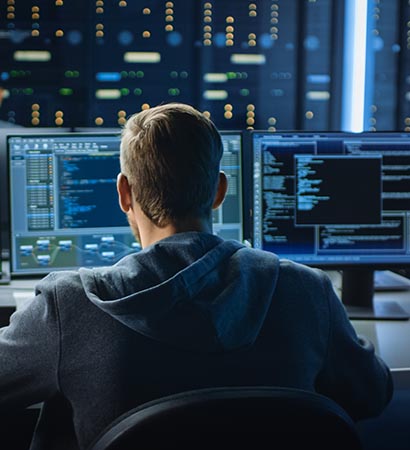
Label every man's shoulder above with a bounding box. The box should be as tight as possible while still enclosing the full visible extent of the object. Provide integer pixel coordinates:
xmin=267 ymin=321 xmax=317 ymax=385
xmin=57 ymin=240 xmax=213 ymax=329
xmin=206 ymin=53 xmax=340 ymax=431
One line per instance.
xmin=34 ymin=270 xmax=85 ymax=301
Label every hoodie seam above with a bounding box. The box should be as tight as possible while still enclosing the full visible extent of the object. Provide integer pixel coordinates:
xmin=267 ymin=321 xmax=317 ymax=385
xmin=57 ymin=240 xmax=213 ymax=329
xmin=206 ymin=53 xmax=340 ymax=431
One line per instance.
xmin=51 ymin=272 xmax=63 ymax=394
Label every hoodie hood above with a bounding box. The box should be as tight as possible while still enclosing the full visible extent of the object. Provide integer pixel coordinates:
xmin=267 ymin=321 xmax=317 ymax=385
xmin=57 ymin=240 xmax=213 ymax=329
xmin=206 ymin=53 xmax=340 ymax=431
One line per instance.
xmin=79 ymin=232 xmax=280 ymax=353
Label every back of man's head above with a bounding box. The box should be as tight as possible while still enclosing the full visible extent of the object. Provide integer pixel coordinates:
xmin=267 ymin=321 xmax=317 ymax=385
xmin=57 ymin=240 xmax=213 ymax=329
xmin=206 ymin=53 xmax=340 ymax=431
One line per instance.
xmin=120 ymin=103 xmax=223 ymax=227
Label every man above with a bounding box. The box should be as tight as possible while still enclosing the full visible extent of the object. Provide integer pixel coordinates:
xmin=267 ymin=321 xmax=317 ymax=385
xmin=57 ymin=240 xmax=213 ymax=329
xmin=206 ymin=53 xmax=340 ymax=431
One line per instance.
xmin=0 ymin=103 xmax=392 ymax=449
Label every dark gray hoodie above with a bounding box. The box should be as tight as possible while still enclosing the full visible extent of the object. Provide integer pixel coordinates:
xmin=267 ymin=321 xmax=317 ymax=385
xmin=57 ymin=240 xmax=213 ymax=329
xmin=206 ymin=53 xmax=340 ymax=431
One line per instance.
xmin=0 ymin=232 xmax=392 ymax=449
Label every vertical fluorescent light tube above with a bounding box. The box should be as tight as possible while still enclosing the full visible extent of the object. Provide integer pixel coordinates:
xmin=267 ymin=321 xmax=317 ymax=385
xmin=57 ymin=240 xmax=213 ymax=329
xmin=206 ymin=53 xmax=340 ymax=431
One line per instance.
xmin=345 ymin=0 xmax=368 ymax=132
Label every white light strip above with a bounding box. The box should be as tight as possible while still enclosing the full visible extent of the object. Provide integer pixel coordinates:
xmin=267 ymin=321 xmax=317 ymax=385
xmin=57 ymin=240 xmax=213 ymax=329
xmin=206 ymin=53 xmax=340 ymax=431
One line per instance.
xmin=306 ymin=91 xmax=331 ymax=101
xmin=95 ymin=89 xmax=121 ymax=100
xmin=343 ymin=0 xmax=368 ymax=132
xmin=14 ymin=50 xmax=52 ymax=62
xmin=203 ymin=90 xmax=228 ymax=100
xmin=124 ymin=52 xmax=161 ymax=63
xmin=230 ymin=54 xmax=266 ymax=65
xmin=203 ymin=73 xmax=228 ymax=83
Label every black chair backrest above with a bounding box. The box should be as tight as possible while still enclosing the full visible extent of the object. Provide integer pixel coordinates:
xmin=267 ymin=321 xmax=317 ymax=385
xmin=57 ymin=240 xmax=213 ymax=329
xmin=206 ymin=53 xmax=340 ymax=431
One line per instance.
xmin=89 ymin=386 xmax=363 ymax=450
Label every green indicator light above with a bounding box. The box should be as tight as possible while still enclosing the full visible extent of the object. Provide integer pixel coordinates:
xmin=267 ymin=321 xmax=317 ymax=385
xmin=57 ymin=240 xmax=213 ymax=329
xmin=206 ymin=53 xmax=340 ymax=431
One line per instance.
xmin=121 ymin=71 xmax=128 ymax=78
xmin=23 ymin=88 xmax=34 ymax=95
xmin=180 ymin=71 xmax=188 ymax=79
xmin=168 ymin=88 xmax=180 ymax=96
xmin=59 ymin=88 xmax=73 ymax=96
xmin=73 ymin=71 xmax=80 ymax=77
xmin=170 ymin=71 xmax=178 ymax=79
xmin=121 ymin=88 xmax=130 ymax=96
xmin=128 ymin=71 xmax=136 ymax=78
xmin=240 ymin=89 xmax=250 ymax=96
xmin=10 ymin=70 xmax=18 ymax=77
xmin=134 ymin=88 xmax=142 ymax=96
xmin=65 ymin=70 xmax=73 ymax=78
xmin=136 ymin=71 xmax=144 ymax=78
xmin=227 ymin=72 xmax=236 ymax=79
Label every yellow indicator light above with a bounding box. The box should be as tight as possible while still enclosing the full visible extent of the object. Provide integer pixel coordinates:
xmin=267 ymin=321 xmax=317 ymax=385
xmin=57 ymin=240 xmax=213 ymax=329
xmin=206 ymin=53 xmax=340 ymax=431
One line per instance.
xmin=143 ymin=8 xmax=151 ymax=14
xmin=95 ymin=117 xmax=104 ymax=125
xmin=224 ymin=111 xmax=233 ymax=119
xmin=32 ymin=118 xmax=40 ymax=126
xmin=305 ymin=111 xmax=314 ymax=119
xmin=55 ymin=29 xmax=64 ymax=37
xmin=55 ymin=117 xmax=64 ymax=126
xmin=165 ymin=24 xmax=174 ymax=31
xmin=142 ymin=31 xmax=151 ymax=38
xmin=141 ymin=103 xmax=150 ymax=110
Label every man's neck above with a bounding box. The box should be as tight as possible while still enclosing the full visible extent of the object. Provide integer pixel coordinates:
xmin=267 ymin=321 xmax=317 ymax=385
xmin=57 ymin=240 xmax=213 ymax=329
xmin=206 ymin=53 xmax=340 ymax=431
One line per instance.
xmin=137 ymin=212 xmax=213 ymax=248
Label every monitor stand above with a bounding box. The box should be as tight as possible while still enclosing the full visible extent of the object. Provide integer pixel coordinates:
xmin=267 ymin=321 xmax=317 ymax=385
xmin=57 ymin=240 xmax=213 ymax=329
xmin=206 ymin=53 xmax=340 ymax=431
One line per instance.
xmin=342 ymin=268 xmax=409 ymax=320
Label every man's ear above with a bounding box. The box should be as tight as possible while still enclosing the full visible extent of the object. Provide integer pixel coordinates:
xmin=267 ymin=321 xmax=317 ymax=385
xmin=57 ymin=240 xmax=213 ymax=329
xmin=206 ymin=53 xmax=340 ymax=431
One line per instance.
xmin=212 ymin=171 xmax=228 ymax=210
xmin=117 ymin=173 xmax=133 ymax=213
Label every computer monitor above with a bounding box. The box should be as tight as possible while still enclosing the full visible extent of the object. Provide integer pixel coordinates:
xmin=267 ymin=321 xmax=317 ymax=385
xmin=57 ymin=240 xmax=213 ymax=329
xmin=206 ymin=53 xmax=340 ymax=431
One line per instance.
xmin=0 ymin=127 xmax=72 ymax=258
xmin=8 ymin=131 xmax=243 ymax=276
xmin=251 ymin=131 xmax=410 ymax=320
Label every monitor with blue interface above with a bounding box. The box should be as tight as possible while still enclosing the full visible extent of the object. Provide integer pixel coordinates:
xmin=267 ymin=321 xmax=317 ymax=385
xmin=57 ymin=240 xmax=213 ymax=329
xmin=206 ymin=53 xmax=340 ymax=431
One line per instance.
xmin=251 ymin=131 xmax=410 ymax=320
xmin=8 ymin=131 xmax=243 ymax=276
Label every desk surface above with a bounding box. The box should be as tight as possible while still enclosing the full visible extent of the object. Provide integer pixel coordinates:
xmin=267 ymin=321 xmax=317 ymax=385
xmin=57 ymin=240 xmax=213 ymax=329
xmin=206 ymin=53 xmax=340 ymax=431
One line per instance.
xmin=1 ymin=268 xmax=410 ymax=370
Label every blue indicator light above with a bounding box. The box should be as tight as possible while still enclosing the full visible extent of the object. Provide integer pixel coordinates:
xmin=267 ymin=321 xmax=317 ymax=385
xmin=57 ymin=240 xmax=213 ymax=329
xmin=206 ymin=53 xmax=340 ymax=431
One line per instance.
xmin=96 ymin=72 xmax=122 ymax=82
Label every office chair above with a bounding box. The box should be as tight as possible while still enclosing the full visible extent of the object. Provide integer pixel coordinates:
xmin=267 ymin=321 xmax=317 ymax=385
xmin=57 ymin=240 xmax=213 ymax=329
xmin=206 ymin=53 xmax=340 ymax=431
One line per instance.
xmin=88 ymin=386 xmax=363 ymax=450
